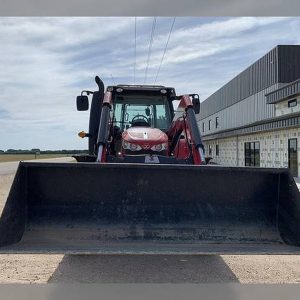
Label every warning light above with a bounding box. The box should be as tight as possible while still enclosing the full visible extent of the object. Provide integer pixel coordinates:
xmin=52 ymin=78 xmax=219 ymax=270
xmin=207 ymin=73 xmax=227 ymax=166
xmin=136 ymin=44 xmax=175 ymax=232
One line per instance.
xmin=78 ymin=131 xmax=87 ymax=138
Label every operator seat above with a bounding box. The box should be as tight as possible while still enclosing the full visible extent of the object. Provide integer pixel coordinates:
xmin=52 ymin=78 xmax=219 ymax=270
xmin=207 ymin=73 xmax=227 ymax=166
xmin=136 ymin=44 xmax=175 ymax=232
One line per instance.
xmin=131 ymin=118 xmax=151 ymax=127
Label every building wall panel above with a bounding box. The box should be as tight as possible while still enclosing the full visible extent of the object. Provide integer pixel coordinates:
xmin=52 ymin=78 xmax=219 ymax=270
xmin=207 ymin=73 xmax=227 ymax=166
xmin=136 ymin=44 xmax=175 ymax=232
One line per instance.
xmin=199 ymin=84 xmax=284 ymax=136
xmin=200 ymin=45 xmax=300 ymax=120
xmin=278 ymin=45 xmax=300 ymax=83
xmin=200 ymin=47 xmax=280 ymax=119
xmin=204 ymin=128 xmax=300 ymax=177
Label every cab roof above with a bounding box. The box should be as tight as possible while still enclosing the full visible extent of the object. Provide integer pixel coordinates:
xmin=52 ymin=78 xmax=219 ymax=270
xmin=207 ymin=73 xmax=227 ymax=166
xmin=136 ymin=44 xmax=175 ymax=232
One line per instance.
xmin=107 ymin=84 xmax=175 ymax=94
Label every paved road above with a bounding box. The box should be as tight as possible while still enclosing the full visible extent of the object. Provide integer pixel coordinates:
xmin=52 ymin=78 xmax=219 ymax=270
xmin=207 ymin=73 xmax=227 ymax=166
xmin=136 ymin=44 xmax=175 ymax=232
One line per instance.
xmin=0 ymin=157 xmax=75 ymax=175
xmin=0 ymin=162 xmax=19 ymax=175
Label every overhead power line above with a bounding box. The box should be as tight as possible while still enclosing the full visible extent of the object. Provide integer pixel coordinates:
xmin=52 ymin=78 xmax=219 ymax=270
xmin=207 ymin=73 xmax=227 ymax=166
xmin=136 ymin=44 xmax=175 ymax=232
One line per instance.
xmin=154 ymin=17 xmax=176 ymax=85
xmin=144 ymin=17 xmax=157 ymax=84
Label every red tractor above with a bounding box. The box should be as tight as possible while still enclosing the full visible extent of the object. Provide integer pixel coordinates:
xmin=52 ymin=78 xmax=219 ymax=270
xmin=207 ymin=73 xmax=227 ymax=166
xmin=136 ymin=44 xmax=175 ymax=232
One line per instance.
xmin=1 ymin=75 xmax=300 ymax=253
xmin=75 ymin=76 xmax=205 ymax=165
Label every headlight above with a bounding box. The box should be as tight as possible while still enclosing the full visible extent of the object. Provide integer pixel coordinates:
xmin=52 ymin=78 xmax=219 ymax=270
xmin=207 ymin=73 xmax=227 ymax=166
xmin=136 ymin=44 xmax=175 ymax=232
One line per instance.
xmin=122 ymin=141 xmax=142 ymax=151
xmin=151 ymin=143 xmax=168 ymax=152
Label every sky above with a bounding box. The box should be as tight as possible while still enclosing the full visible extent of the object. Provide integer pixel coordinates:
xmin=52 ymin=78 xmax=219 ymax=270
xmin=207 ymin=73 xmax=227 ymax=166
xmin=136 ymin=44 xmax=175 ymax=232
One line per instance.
xmin=0 ymin=17 xmax=300 ymax=150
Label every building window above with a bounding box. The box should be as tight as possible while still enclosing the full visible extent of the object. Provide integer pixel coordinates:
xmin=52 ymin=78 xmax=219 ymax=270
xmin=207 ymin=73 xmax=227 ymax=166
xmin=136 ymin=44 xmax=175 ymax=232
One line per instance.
xmin=208 ymin=145 xmax=212 ymax=156
xmin=208 ymin=120 xmax=211 ymax=130
xmin=288 ymin=138 xmax=298 ymax=177
xmin=288 ymin=99 xmax=297 ymax=108
xmin=216 ymin=144 xmax=219 ymax=156
xmin=244 ymin=141 xmax=260 ymax=167
xmin=215 ymin=117 xmax=219 ymax=128
xmin=202 ymin=122 xmax=205 ymax=132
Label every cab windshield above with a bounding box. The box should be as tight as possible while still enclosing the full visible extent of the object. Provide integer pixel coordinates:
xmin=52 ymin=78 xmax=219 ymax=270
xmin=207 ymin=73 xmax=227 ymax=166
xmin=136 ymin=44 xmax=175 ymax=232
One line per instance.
xmin=113 ymin=93 xmax=172 ymax=131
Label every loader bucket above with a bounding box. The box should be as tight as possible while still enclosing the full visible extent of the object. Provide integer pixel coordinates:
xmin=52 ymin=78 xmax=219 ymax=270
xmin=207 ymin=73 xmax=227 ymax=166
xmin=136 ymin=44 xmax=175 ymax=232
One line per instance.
xmin=0 ymin=162 xmax=300 ymax=254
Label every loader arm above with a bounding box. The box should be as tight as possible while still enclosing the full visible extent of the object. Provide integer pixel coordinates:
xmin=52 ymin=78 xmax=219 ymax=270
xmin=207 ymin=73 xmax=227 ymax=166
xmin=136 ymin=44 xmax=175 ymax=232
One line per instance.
xmin=168 ymin=95 xmax=205 ymax=164
xmin=96 ymin=91 xmax=113 ymax=162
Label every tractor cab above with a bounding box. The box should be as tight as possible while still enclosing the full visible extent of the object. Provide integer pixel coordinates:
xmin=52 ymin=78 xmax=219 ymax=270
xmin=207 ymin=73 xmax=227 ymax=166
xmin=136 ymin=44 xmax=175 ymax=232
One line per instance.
xmin=110 ymin=85 xmax=175 ymax=131
xmin=109 ymin=85 xmax=175 ymax=157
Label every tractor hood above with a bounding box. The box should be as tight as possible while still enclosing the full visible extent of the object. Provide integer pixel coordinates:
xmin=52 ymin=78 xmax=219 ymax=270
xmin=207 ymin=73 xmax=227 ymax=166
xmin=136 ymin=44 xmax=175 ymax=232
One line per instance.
xmin=122 ymin=127 xmax=168 ymax=144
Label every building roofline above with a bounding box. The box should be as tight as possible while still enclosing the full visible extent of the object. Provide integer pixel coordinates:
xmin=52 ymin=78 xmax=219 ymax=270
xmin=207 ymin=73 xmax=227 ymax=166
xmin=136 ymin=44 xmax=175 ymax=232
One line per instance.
xmin=201 ymin=45 xmax=280 ymax=104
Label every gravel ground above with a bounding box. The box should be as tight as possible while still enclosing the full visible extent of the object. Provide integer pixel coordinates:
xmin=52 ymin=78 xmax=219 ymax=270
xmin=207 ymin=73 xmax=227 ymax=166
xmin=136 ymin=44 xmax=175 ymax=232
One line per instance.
xmin=0 ymin=254 xmax=299 ymax=283
xmin=0 ymin=166 xmax=300 ymax=284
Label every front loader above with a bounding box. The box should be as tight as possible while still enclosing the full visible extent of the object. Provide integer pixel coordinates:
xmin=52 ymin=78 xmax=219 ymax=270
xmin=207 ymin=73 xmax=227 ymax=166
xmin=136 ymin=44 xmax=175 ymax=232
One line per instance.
xmin=0 ymin=76 xmax=300 ymax=254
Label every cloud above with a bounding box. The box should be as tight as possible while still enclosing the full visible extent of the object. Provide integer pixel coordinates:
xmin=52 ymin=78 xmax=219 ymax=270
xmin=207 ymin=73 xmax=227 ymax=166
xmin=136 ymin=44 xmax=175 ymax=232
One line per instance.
xmin=0 ymin=17 xmax=299 ymax=150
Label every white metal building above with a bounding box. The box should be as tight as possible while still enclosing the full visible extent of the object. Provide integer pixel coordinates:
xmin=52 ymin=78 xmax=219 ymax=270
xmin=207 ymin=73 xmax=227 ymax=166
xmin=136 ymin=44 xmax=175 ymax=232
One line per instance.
xmin=198 ymin=45 xmax=300 ymax=177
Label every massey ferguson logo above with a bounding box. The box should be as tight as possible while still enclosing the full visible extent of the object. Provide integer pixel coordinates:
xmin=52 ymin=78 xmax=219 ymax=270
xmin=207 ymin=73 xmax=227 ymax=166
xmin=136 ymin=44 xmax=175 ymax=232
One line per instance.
xmin=143 ymin=143 xmax=150 ymax=150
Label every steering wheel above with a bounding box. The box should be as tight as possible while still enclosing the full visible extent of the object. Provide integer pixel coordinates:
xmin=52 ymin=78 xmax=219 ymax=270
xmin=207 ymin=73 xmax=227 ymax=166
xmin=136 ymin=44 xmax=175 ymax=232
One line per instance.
xmin=131 ymin=114 xmax=150 ymax=127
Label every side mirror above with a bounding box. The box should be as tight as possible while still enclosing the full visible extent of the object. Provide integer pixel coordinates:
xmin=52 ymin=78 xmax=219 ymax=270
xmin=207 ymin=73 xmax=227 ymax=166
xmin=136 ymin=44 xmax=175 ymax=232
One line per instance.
xmin=76 ymin=95 xmax=89 ymax=111
xmin=192 ymin=97 xmax=200 ymax=114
